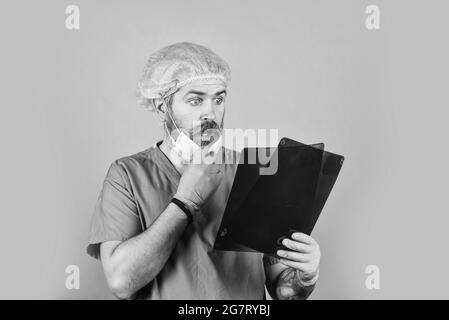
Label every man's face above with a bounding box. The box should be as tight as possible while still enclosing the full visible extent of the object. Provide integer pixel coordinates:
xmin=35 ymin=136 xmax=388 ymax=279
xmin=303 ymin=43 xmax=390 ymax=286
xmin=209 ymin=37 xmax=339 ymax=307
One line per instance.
xmin=166 ymin=81 xmax=226 ymax=147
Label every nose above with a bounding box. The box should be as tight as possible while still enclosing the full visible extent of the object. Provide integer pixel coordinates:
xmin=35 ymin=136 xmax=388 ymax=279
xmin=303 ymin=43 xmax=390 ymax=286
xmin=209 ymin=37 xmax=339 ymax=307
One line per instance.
xmin=200 ymin=100 xmax=216 ymax=122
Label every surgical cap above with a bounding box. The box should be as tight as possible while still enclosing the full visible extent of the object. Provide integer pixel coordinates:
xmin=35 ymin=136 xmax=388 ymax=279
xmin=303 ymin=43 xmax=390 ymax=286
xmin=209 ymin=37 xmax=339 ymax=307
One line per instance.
xmin=136 ymin=42 xmax=231 ymax=111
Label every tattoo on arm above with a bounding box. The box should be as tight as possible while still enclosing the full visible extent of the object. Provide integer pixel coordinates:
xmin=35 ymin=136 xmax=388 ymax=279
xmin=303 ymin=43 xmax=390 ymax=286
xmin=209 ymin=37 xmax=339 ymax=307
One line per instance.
xmin=263 ymin=255 xmax=280 ymax=267
xmin=263 ymin=255 xmax=281 ymax=298
xmin=276 ymin=268 xmax=315 ymax=300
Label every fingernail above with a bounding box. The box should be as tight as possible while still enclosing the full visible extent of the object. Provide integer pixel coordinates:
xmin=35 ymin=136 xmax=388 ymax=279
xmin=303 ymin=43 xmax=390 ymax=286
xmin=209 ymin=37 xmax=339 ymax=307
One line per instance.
xmin=292 ymin=233 xmax=301 ymax=240
xmin=277 ymin=250 xmax=285 ymax=256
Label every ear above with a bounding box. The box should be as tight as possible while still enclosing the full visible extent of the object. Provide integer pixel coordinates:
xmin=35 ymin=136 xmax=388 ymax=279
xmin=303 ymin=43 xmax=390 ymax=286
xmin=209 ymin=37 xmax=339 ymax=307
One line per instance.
xmin=153 ymin=99 xmax=166 ymax=122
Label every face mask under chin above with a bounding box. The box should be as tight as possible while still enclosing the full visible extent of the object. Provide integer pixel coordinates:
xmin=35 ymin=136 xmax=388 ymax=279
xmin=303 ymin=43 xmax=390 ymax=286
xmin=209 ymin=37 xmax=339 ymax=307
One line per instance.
xmin=189 ymin=127 xmax=222 ymax=147
xmin=163 ymin=111 xmax=223 ymax=163
xmin=168 ymin=130 xmax=223 ymax=164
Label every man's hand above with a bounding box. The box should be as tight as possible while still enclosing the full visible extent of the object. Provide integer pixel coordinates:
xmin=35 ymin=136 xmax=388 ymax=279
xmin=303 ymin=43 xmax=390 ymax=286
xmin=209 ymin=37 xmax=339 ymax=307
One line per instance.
xmin=265 ymin=232 xmax=320 ymax=300
xmin=277 ymin=232 xmax=320 ymax=285
xmin=174 ymin=152 xmax=224 ymax=217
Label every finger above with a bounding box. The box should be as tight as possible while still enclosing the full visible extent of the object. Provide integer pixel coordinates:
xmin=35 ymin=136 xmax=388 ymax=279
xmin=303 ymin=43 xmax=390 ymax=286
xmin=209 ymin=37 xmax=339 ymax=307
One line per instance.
xmin=212 ymin=165 xmax=223 ymax=174
xmin=204 ymin=163 xmax=222 ymax=174
xmin=282 ymin=238 xmax=312 ymax=253
xmin=277 ymin=250 xmax=310 ymax=262
xmin=202 ymin=154 xmax=217 ymax=165
xmin=206 ymin=167 xmax=221 ymax=174
xmin=279 ymin=258 xmax=307 ymax=271
xmin=291 ymin=232 xmax=315 ymax=244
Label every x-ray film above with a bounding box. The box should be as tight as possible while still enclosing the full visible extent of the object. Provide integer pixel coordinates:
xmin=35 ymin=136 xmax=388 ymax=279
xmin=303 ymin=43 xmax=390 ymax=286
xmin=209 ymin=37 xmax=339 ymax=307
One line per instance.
xmin=213 ymin=137 xmax=344 ymax=255
xmin=214 ymin=141 xmax=324 ymax=253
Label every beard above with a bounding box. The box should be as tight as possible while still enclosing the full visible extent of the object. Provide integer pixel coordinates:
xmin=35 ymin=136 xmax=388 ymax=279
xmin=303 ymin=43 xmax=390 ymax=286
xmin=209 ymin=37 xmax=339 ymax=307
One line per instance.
xmin=189 ymin=120 xmax=222 ymax=147
xmin=165 ymin=115 xmax=223 ymax=147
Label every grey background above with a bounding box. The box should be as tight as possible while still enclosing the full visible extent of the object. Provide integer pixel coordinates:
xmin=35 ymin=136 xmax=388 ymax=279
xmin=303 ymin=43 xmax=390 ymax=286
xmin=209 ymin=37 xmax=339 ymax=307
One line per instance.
xmin=0 ymin=0 xmax=448 ymax=299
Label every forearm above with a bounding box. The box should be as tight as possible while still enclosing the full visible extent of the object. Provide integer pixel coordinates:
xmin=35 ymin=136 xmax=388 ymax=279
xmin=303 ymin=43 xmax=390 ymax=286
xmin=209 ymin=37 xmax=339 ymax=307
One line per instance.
xmin=106 ymin=203 xmax=189 ymax=298
xmin=274 ymin=267 xmax=316 ymax=300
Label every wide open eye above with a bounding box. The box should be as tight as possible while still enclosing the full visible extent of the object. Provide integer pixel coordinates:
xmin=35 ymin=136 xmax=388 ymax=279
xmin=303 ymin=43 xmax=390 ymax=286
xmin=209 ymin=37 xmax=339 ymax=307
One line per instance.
xmin=214 ymin=96 xmax=224 ymax=105
xmin=188 ymin=97 xmax=203 ymax=106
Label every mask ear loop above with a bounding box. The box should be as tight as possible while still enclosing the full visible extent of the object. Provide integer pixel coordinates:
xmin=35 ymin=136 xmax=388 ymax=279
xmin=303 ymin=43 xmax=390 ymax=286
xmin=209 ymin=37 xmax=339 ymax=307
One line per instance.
xmin=159 ymin=96 xmax=184 ymax=143
xmin=155 ymin=97 xmax=186 ymax=161
xmin=159 ymin=94 xmax=204 ymax=163
xmin=151 ymin=88 xmax=182 ymax=140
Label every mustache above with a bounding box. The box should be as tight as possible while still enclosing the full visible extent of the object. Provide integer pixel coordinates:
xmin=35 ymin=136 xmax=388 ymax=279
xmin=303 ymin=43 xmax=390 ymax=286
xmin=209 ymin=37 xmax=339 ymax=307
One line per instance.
xmin=187 ymin=120 xmax=221 ymax=135
xmin=201 ymin=120 xmax=220 ymax=132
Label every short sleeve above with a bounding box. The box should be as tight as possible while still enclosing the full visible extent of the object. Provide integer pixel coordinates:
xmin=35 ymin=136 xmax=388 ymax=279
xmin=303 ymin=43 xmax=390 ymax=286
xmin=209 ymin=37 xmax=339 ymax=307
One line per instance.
xmin=86 ymin=161 xmax=142 ymax=259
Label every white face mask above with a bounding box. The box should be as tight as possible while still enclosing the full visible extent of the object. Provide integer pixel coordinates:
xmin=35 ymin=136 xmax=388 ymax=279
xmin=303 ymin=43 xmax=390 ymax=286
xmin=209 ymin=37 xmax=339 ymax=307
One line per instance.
xmin=163 ymin=102 xmax=222 ymax=164
xmin=169 ymin=131 xmax=223 ymax=163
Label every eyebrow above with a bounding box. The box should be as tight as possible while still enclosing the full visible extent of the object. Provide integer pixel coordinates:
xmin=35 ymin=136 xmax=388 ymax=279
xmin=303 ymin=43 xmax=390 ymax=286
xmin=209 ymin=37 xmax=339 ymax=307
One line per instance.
xmin=184 ymin=89 xmax=227 ymax=98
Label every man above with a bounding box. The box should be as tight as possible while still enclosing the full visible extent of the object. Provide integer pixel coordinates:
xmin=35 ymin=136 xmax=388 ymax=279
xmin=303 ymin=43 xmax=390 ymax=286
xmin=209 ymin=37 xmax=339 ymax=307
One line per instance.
xmin=87 ymin=42 xmax=320 ymax=300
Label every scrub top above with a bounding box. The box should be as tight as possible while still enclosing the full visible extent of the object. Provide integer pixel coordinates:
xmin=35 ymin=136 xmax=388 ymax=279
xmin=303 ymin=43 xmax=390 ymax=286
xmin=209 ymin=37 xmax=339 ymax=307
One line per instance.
xmin=86 ymin=141 xmax=266 ymax=299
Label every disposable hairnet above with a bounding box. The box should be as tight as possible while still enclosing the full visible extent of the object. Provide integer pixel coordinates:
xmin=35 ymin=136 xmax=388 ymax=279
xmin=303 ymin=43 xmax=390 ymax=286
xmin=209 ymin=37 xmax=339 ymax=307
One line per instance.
xmin=136 ymin=42 xmax=231 ymax=111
